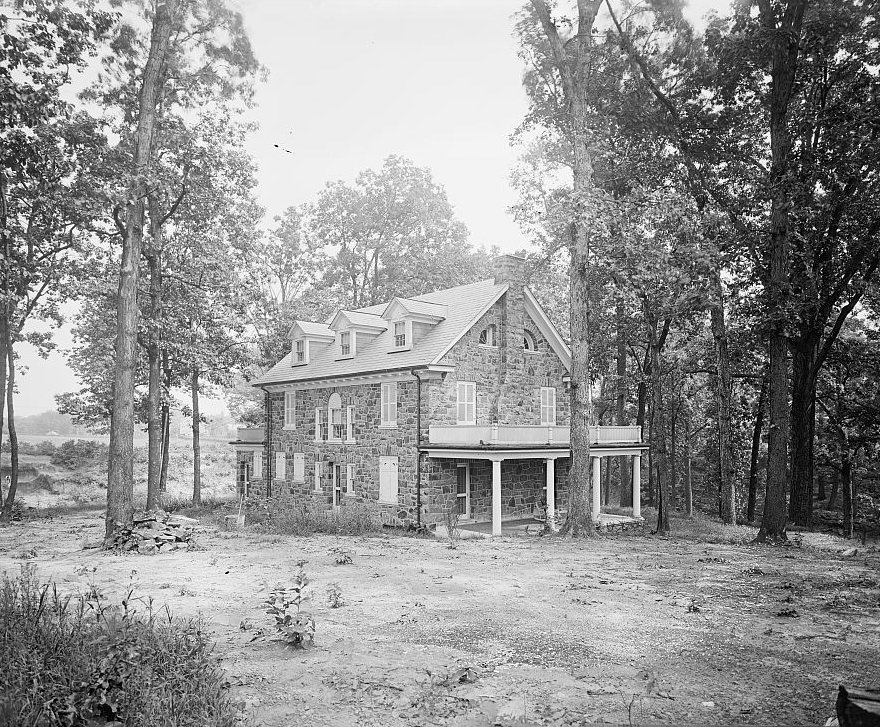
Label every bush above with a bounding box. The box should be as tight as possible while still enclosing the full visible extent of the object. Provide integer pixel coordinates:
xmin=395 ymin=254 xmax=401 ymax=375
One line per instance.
xmin=0 ymin=566 xmax=240 ymax=727
xmin=161 ymin=494 xmax=234 ymax=517
xmin=50 ymin=440 xmax=109 ymax=470
xmin=261 ymin=500 xmax=383 ymax=536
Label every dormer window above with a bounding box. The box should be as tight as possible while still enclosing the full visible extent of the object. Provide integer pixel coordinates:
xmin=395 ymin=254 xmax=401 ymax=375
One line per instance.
xmin=393 ymin=321 xmax=406 ymax=348
xmin=340 ymin=331 xmax=352 ymax=357
xmin=294 ymin=339 xmax=306 ymax=363
xmin=479 ymin=324 xmax=497 ymax=347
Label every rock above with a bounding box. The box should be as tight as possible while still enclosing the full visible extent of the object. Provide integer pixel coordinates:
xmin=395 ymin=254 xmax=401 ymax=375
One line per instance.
xmin=137 ymin=541 xmax=157 ymax=555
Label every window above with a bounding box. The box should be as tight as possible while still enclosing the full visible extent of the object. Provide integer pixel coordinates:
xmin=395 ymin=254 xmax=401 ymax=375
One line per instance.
xmin=478 ymin=324 xmax=497 ymax=346
xmin=328 ymin=393 xmax=343 ymax=440
xmin=523 ymin=330 xmax=537 ymax=351
xmin=457 ymin=381 xmax=476 ymax=424
xmin=293 ymin=453 xmax=305 ymax=482
xmin=346 ymin=405 xmax=355 ymax=442
xmin=340 ymin=331 xmax=352 ymax=357
xmin=381 ymin=382 xmax=397 ymax=427
xmin=540 ymin=387 xmax=556 ymax=425
xmin=274 ymin=451 xmax=286 ymax=480
xmin=346 ymin=464 xmax=355 ymax=495
xmin=393 ymin=321 xmax=406 ymax=348
xmin=456 ymin=464 xmax=470 ymax=517
xmin=379 ymin=456 xmax=399 ymax=504
xmin=283 ymin=391 xmax=296 ymax=429
xmin=294 ymin=339 xmax=306 ymax=363
xmin=253 ymin=450 xmax=262 ymax=479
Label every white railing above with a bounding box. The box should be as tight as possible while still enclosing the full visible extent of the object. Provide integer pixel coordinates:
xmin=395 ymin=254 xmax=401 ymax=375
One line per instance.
xmin=427 ymin=424 xmax=642 ymax=446
xmin=237 ymin=427 xmax=265 ymax=443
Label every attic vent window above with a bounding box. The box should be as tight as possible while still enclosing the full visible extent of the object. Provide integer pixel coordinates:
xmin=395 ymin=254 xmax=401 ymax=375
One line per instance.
xmin=294 ymin=339 xmax=306 ymax=363
xmin=523 ymin=330 xmax=537 ymax=351
xmin=393 ymin=321 xmax=406 ymax=348
xmin=478 ymin=324 xmax=497 ymax=347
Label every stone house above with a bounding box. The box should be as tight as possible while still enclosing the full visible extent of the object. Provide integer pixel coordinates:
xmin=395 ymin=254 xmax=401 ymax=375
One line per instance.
xmin=232 ymin=255 xmax=646 ymax=534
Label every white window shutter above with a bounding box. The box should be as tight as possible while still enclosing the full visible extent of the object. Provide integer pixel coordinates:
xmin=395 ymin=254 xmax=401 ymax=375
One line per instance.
xmin=314 ymin=408 xmax=321 ymax=442
xmin=346 ymin=406 xmax=355 ymax=441
xmin=293 ymin=453 xmax=305 ymax=482
xmin=275 ymin=452 xmax=286 ymax=480
xmin=378 ymin=456 xmax=399 ymax=504
xmin=346 ymin=464 xmax=354 ymax=494
xmin=313 ymin=460 xmax=321 ymax=491
xmin=253 ymin=451 xmax=262 ymax=479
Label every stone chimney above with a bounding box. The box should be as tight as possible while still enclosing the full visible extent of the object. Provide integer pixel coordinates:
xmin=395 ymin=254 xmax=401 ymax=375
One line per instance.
xmin=493 ymin=254 xmax=527 ymax=286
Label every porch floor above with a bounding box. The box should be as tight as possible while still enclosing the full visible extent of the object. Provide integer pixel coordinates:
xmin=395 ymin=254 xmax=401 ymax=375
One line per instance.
xmin=437 ymin=512 xmax=644 ymax=539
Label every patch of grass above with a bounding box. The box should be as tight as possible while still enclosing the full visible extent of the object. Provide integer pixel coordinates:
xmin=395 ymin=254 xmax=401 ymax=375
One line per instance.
xmin=160 ymin=494 xmax=235 ymax=519
xmin=0 ymin=565 xmax=240 ymax=727
xmin=261 ymin=501 xmax=383 ymax=536
xmin=639 ymin=507 xmax=757 ymax=544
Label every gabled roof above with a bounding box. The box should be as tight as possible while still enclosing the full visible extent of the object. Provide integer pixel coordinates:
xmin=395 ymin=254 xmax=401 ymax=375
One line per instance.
xmin=328 ymin=309 xmax=388 ymax=332
xmin=289 ymin=320 xmax=334 ymax=339
xmin=254 ymin=279 xmax=507 ymax=386
xmin=382 ymin=297 xmax=447 ymax=321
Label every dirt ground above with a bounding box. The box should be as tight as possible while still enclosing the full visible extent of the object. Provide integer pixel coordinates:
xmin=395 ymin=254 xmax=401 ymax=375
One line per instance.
xmin=1 ymin=512 xmax=878 ymax=727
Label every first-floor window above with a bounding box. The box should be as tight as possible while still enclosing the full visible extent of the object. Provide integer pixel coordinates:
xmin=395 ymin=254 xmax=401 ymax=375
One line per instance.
xmin=275 ymin=451 xmax=286 ymax=480
xmin=540 ymin=387 xmax=557 ymax=425
xmin=457 ymin=381 xmax=476 ymax=424
xmin=379 ymin=456 xmax=399 ymax=504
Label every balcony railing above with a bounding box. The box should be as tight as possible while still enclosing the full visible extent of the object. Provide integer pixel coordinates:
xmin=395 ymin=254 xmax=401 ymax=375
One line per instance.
xmin=237 ymin=427 xmax=265 ymax=443
xmin=427 ymin=424 xmax=641 ymax=446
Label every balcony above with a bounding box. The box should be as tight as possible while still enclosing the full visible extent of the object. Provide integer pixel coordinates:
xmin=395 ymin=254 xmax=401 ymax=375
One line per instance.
xmin=427 ymin=424 xmax=642 ymax=447
xmin=236 ymin=427 xmax=265 ymax=443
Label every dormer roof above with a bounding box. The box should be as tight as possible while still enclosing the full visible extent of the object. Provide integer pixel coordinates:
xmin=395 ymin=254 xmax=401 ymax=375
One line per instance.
xmin=289 ymin=320 xmax=334 ymax=341
xmin=328 ymin=309 xmax=388 ymax=332
xmin=382 ymin=297 xmax=447 ymax=323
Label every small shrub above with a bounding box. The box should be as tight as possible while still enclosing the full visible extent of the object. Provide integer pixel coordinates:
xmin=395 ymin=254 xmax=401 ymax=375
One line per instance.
xmin=0 ymin=565 xmax=240 ymax=726
xmin=326 ymin=583 xmax=343 ymax=609
xmin=443 ymin=502 xmax=461 ymax=549
xmin=49 ymin=440 xmax=109 ymax=470
xmin=330 ymin=545 xmax=353 ymax=565
xmin=264 ymin=562 xmax=315 ymax=648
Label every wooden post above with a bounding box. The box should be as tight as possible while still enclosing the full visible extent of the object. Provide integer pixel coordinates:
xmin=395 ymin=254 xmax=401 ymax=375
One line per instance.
xmin=492 ymin=459 xmax=502 ymax=536
xmin=591 ymin=457 xmax=601 ymax=520
xmin=633 ymin=454 xmax=641 ymax=518
xmin=545 ymin=458 xmax=555 ymax=523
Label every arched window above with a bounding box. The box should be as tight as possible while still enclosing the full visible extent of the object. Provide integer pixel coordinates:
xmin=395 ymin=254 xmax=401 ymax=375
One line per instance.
xmin=328 ymin=393 xmax=343 ymax=440
xmin=523 ymin=330 xmax=537 ymax=351
xmin=478 ymin=324 xmax=497 ymax=346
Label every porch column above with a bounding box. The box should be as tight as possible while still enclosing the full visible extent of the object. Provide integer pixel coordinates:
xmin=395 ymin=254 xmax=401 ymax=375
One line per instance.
xmin=591 ymin=456 xmax=601 ymax=519
xmin=492 ymin=459 xmax=502 ymax=536
xmin=545 ymin=458 xmax=555 ymax=522
xmin=632 ymin=454 xmax=641 ymax=518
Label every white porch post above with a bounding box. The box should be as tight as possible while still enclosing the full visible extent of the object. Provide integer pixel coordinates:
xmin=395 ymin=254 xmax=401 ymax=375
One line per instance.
xmin=632 ymin=454 xmax=641 ymax=518
xmin=492 ymin=459 xmax=502 ymax=536
xmin=545 ymin=458 xmax=555 ymax=522
xmin=591 ymin=456 xmax=601 ymax=519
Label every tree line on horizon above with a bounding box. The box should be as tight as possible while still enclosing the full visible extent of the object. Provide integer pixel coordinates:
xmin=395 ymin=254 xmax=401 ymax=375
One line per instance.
xmin=1 ymin=0 xmax=878 ymax=545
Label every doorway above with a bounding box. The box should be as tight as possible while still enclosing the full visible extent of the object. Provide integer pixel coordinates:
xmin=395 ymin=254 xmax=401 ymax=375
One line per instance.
xmin=456 ymin=463 xmax=470 ymax=519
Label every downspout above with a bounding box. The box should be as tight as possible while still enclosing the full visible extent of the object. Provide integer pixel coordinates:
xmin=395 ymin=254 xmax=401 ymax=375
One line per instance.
xmin=264 ymin=388 xmax=271 ymax=499
xmin=413 ymin=369 xmax=423 ymax=527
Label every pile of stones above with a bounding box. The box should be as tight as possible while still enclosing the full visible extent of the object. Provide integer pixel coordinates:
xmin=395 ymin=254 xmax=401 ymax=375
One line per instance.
xmin=106 ymin=511 xmax=199 ymax=554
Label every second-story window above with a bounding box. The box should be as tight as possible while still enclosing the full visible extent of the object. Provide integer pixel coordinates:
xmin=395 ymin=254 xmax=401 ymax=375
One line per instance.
xmin=294 ymin=339 xmax=306 ymax=363
xmin=393 ymin=321 xmax=406 ymax=348
xmin=381 ymin=382 xmax=397 ymax=427
xmin=540 ymin=387 xmax=556 ymax=425
xmin=328 ymin=393 xmax=343 ymax=440
xmin=478 ymin=324 xmax=497 ymax=346
xmin=340 ymin=332 xmax=351 ymax=357
xmin=457 ymin=381 xmax=476 ymax=425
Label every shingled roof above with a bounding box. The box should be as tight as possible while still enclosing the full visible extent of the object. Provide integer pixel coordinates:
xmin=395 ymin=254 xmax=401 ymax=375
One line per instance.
xmin=253 ymin=278 xmax=508 ymax=387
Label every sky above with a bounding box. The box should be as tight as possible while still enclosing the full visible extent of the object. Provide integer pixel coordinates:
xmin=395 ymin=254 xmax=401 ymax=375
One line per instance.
xmin=15 ymin=0 xmax=724 ymax=418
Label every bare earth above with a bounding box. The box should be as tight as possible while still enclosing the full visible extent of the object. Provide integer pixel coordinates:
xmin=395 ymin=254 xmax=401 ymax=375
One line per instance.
xmin=1 ymin=513 xmax=878 ymax=726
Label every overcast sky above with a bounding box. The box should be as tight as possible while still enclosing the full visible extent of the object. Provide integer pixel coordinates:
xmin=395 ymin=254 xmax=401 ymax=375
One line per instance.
xmin=16 ymin=0 xmax=723 ymax=418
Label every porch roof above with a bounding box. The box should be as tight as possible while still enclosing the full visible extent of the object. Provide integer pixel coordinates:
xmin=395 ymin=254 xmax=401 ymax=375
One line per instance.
xmin=422 ymin=442 xmax=647 ymax=461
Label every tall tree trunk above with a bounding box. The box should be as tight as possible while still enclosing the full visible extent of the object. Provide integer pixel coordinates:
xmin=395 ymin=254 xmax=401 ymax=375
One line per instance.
xmin=684 ymin=412 xmax=693 ymax=518
xmin=0 ymin=316 xmax=7 ymax=507
xmin=710 ymin=269 xmax=737 ymax=524
xmin=647 ymin=309 xmax=670 ymax=534
xmin=817 ymin=467 xmax=825 ymax=501
xmin=106 ymin=0 xmax=175 ymax=541
xmin=145 ymin=209 xmax=162 ymax=511
xmin=160 ymin=349 xmax=172 ymax=493
xmin=0 ymin=342 xmax=18 ymax=519
xmin=755 ymin=0 xmax=807 ymax=544
xmin=669 ymin=402 xmax=678 ymax=511
xmin=191 ymin=366 xmax=201 ymax=506
xmin=840 ymin=440 xmax=853 ymax=539
xmin=647 ymin=404 xmax=655 ymax=506
xmin=602 ymin=454 xmax=612 ymax=506
xmin=747 ymin=373 xmax=768 ymax=523
xmin=529 ymin=0 xmax=605 ymax=538
xmin=616 ymin=298 xmax=632 ymax=506
xmin=828 ymin=467 xmax=839 ymax=510
xmin=0 ymin=172 xmax=9 ymax=508
xmin=788 ymin=338 xmax=818 ymax=527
